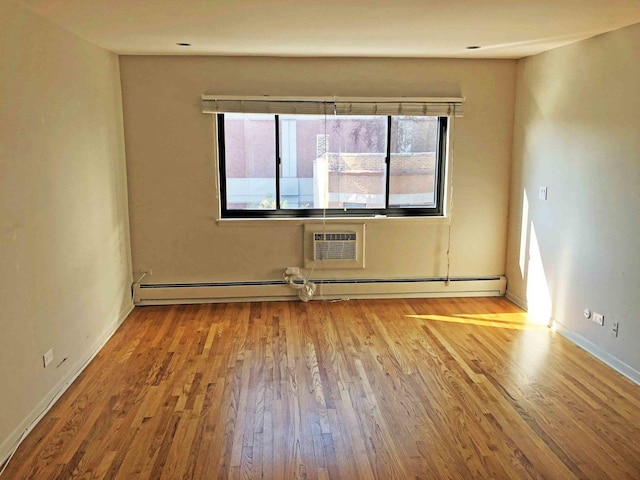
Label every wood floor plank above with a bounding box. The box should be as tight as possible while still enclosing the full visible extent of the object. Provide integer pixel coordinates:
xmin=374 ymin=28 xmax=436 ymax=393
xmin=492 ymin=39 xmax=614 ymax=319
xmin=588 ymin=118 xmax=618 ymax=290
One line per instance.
xmin=3 ymin=297 xmax=640 ymax=479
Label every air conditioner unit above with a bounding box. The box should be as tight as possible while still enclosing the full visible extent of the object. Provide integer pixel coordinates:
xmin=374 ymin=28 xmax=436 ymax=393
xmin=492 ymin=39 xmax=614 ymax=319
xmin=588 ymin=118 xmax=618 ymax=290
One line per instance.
xmin=304 ymin=224 xmax=365 ymax=269
xmin=314 ymin=232 xmax=357 ymax=261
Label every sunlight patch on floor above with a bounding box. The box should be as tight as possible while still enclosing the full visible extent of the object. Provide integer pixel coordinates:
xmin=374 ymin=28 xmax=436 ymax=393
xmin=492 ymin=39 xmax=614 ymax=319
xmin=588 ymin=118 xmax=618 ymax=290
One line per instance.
xmin=406 ymin=313 xmax=550 ymax=331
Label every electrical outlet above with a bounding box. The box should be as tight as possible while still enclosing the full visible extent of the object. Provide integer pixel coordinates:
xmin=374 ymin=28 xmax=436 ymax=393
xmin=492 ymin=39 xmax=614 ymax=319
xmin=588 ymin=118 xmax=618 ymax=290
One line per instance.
xmin=539 ymin=186 xmax=548 ymax=200
xmin=583 ymin=308 xmax=592 ymax=319
xmin=593 ymin=312 xmax=604 ymax=326
xmin=285 ymin=267 xmax=300 ymax=276
xmin=611 ymin=322 xmax=619 ymax=338
xmin=43 ymin=349 xmax=54 ymax=368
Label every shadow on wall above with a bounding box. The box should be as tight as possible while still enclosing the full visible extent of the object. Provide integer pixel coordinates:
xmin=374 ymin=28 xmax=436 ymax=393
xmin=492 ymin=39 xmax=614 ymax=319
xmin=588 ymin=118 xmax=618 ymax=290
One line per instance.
xmin=515 ymin=189 xmax=553 ymax=326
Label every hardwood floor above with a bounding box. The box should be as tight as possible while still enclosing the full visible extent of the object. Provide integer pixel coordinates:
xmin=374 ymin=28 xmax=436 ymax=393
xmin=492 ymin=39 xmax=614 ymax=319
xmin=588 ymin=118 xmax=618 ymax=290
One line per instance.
xmin=3 ymin=297 xmax=640 ymax=479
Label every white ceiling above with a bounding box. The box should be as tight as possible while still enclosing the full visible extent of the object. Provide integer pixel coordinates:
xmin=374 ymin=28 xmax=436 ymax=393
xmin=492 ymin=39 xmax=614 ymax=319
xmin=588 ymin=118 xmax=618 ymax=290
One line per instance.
xmin=19 ymin=0 xmax=640 ymax=59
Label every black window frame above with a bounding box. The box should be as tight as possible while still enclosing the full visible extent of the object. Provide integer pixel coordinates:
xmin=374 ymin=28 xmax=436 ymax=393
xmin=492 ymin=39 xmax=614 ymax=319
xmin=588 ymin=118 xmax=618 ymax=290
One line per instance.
xmin=217 ymin=113 xmax=448 ymax=219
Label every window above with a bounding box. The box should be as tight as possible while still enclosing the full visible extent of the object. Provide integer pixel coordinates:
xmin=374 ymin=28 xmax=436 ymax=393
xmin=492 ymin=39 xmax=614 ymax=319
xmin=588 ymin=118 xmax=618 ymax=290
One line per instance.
xmin=218 ymin=113 xmax=448 ymax=218
xmin=205 ymin=95 xmax=462 ymax=218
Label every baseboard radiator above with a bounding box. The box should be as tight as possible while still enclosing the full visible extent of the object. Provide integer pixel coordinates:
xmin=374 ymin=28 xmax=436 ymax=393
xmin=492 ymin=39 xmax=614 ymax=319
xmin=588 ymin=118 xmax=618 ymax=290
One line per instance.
xmin=134 ymin=276 xmax=507 ymax=305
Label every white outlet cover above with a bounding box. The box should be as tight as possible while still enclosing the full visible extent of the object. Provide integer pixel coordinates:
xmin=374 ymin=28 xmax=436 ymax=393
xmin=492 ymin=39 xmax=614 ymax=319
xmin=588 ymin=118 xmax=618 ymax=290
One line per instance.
xmin=43 ymin=348 xmax=54 ymax=367
xmin=538 ymin=186 xmax=548 ymax=200
xmin=593 ymin=313 xmax=604 ymax=326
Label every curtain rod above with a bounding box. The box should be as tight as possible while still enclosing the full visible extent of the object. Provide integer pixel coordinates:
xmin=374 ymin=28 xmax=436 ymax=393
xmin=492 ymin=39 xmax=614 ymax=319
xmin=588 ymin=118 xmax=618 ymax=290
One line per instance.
xmin=201 ymin=95 xmax=465 ymax=104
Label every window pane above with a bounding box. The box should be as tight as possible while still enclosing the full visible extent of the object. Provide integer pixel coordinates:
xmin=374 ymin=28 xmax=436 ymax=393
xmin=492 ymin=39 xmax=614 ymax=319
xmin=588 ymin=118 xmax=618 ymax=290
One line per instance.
xmin=389 ymin=116 xmax=440 ymax=208
xmin=223 ymin=113 xmax=276 ymax=210
xmin=279 ymin=115 xmax=387 ymax=209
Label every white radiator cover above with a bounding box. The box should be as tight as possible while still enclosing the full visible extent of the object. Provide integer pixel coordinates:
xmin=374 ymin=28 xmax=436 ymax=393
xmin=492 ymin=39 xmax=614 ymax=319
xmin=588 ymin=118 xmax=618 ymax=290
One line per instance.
xmin=134 ymin=276 xmax=507 ymax=305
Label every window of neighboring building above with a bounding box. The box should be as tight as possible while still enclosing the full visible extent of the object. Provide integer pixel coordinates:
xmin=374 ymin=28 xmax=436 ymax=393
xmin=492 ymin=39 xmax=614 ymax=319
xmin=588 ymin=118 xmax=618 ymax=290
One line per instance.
xmin=217 ymin=113 xmax=448 ymax=218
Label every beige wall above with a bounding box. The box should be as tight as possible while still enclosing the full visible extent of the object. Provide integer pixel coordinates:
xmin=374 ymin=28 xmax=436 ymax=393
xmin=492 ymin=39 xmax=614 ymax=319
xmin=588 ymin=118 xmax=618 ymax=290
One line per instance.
xmin=120 ymin=56 xmax=516 ymax=286
xmin=506 ymin=23 xmax=640 ymax=376
xmin=0 ymin=1 xmax=132 ymax=460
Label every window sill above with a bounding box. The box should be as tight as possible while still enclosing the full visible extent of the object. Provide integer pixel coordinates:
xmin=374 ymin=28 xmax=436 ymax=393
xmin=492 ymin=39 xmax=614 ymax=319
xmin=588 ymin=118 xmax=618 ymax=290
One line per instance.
xmin=215 ymin=215 xmax=450 ymax=227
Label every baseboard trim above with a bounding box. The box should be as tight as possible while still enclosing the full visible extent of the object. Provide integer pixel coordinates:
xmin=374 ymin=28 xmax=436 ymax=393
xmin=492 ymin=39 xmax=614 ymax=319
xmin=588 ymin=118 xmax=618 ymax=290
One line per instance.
xmin=0 ymin=303 xmax=134 ymax=470
xmin=134 ymin=276 xmax=507 ymax=305
xmin=505 ymin=290 xmax=527 ymax=310
xmin=553 ymin=321 xmax=640 ymax=386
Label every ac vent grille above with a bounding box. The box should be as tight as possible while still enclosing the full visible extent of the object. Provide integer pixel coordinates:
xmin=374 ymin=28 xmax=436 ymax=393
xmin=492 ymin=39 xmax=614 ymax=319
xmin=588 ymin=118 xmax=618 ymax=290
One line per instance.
xmin=314 ymin=232 xmax=357 ymax=261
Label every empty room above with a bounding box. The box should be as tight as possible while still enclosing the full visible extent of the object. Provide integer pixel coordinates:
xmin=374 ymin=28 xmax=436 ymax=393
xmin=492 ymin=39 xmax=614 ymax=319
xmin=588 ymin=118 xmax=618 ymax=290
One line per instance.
xmin=1 ymin=0 xmax=640 ymax=478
